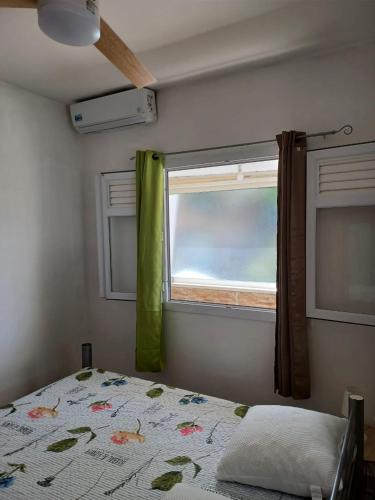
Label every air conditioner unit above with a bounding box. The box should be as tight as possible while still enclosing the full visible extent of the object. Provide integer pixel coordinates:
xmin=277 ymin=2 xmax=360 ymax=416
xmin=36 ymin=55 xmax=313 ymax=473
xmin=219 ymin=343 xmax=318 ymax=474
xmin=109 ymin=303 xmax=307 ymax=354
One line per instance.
xmin=70 ymin=88 xmax=157 ymax=134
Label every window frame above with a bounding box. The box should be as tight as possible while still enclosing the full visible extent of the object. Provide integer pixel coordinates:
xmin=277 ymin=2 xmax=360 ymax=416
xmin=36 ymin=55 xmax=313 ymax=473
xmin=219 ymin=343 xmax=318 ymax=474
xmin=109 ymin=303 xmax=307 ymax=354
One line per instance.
xmin=306 ymin=143 xmax=375 ymax=326
xmin=96 ymin=170 xmax=137 ymax=301
xmin=163 ymin=144 xmax=279 ymax=322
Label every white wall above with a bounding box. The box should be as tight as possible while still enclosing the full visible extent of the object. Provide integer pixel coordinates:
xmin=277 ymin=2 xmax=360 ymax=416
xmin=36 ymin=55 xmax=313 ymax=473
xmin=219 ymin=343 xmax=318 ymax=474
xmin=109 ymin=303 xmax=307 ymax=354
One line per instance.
xmin=82 ymin=45 xmax=375 ymax=422
xmin=0 ymin=81 xmax=87 ymax=405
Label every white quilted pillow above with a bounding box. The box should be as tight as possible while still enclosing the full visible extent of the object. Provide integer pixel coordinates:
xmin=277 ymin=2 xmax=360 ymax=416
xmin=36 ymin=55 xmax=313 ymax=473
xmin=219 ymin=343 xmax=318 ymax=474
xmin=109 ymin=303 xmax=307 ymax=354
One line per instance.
xmin=216 ymin=405 xmax=346 ymax=497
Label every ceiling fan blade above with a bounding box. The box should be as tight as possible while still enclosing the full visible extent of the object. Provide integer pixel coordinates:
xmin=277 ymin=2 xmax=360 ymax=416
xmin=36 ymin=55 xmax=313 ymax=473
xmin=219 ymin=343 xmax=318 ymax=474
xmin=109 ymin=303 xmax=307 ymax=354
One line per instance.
xmin=94 ymin=18 xmax=156 ymax=88
xmin=0 ymin=0 xmax=36 ymax=6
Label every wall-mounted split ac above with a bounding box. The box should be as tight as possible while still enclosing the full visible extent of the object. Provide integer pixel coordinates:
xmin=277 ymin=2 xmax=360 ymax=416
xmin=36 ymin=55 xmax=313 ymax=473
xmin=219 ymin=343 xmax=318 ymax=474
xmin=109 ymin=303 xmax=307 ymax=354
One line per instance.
xmin=70 ymin=88 xmax=157 ymax=134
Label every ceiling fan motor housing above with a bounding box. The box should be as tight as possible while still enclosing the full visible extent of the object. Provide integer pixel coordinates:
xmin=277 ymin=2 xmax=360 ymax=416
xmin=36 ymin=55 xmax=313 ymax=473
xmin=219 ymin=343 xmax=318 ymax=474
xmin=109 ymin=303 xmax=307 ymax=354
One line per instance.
xmin=38 ymin=0 xmax=100 ymax=47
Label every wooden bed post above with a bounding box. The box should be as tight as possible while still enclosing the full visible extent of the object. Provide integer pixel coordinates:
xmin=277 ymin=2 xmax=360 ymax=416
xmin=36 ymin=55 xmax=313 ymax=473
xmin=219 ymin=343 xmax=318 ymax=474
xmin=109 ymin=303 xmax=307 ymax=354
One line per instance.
xmin=81 ymin=343 xmax=92 ymax=369
xmin=350 ymin=395 xmax=364 ymax=499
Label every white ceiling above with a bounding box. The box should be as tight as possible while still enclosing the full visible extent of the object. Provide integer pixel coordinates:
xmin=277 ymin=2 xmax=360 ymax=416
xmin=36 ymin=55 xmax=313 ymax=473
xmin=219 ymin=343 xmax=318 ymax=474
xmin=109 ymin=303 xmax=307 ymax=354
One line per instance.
xmin=0 ymin=0 xmax=374 ymax=103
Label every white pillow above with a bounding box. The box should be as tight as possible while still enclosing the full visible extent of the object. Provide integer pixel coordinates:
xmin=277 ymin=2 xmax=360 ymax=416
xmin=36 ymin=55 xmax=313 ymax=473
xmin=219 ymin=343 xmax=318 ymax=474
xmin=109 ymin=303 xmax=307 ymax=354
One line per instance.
xmin=163 ymin=484 xmax=228 ymax=500
xmin=216 ymin=405 xmax=346 ymax=498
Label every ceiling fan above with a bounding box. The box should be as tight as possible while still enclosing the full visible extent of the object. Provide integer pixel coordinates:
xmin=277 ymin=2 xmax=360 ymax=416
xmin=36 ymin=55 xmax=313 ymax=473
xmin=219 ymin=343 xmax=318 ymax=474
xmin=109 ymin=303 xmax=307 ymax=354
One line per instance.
xmin=0 ymin=0 xmax=156 ymax=88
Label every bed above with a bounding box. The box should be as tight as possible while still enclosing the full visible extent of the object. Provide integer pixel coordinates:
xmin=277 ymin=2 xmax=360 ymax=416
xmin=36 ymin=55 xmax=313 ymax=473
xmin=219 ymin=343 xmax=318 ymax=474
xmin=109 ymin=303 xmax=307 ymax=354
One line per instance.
xmin=0 ymin=354 xmax=363 ymax=499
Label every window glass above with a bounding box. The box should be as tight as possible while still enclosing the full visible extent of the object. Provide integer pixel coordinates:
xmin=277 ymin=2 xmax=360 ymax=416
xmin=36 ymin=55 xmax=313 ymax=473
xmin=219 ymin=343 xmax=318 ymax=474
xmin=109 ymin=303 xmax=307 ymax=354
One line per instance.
xmin=167 ymin=161 xmax=278 ymax=309
xmin=316 ymin=205 xmax=375 ymax=315
xmin=109 ymin=216 xmax=137 ymax=293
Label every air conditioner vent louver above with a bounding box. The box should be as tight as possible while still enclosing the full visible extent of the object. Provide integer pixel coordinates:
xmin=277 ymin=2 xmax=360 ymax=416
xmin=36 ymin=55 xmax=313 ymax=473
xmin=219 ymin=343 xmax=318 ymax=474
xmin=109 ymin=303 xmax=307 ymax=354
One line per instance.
xmin=319 ymin=155 xmax=375 ymax=193
xmin=108 ymin=176 xmax=136 ymax=209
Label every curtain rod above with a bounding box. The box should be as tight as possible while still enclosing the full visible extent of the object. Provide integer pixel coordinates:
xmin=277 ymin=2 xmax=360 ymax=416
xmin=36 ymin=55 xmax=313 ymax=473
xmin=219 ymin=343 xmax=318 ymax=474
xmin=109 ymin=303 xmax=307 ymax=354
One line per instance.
xmin=129 ymin=124 xmax=353 ymax=161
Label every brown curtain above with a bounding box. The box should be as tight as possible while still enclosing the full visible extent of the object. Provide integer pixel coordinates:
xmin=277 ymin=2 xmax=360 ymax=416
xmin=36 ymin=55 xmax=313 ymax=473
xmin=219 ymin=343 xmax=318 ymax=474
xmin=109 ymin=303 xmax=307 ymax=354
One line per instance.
xmin=274 ymin=131 xmax=310 ymax=399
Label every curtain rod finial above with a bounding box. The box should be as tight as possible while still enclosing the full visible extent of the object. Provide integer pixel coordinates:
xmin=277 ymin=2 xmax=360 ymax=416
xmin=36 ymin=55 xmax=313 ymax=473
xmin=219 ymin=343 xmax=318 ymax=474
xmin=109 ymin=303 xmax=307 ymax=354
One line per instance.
xmin=340 ymin=124 xmax=353 ymax=136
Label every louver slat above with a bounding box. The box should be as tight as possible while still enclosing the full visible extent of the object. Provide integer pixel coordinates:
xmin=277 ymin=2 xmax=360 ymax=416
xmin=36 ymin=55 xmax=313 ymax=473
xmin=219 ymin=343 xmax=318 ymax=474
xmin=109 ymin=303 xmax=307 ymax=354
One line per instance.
xmin=108 ymin=176 xmax=136 ymax=208
xmin=319 ymin=156 xmax=375 ymax=193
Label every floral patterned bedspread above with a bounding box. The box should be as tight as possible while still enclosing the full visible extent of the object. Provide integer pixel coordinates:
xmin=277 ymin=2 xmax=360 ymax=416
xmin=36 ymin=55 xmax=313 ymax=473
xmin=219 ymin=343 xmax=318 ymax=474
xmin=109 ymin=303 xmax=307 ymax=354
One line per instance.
xmin=0 ymin=369 xmax=300 ymax=499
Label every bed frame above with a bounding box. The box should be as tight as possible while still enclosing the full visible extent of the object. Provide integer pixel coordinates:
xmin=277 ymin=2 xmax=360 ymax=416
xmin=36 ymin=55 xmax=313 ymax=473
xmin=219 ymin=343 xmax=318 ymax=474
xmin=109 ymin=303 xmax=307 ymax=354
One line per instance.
xmin=80 ymin=344 xmax=364 ymax=500
xmin=330 ymin=394 xmax=364 ymax=500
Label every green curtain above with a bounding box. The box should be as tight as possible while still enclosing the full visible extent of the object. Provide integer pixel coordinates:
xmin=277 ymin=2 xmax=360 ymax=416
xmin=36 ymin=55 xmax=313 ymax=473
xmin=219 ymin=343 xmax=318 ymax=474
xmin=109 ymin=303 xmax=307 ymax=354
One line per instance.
xmin=135 ymin=150 xmax=165 ymax=372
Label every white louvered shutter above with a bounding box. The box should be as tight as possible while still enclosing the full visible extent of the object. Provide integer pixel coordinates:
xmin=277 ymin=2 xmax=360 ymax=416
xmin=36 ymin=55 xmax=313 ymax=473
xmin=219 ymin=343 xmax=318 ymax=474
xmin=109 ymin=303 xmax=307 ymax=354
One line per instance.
xmin=306 ymin=143 xmax=375 ymax=327
xmin=96 ymin=171 xmax=137 ymax=301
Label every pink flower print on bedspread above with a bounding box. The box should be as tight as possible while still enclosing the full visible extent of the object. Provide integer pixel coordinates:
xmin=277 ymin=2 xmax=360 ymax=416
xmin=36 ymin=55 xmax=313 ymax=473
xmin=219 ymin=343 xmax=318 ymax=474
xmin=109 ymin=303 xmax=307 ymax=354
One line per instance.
xmin=27 ymin=399 xmax=60 ymax=419
xmin=111 ymin=419 xmax=145 ymax=445
xmin=89 ymin=400 xmax=113 ymax=413
xmin=176 ymin=421 xmax=203 ymax=436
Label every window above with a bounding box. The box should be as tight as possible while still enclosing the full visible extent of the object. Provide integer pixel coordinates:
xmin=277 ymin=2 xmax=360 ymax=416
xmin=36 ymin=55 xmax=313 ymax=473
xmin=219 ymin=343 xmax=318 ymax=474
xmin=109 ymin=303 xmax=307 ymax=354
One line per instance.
xmin=96 ymin=171 xmax=137 ymax=300
xmin=306 ymin=143 xmax=375 ymax=326
xmin=165 ymin=160 xmax=278 ymax=310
